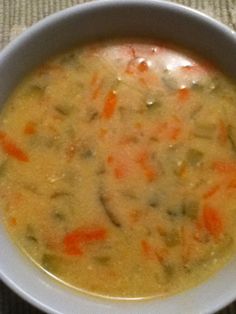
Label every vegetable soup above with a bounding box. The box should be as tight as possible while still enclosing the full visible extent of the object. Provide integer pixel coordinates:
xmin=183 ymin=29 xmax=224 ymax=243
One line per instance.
xmin=1 ymin=40 xmax=236 ymax=299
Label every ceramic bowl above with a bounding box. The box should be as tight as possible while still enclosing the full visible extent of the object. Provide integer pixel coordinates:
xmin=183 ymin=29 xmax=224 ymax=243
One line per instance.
xmin=0 ymin=1 xmax=236 ymax=313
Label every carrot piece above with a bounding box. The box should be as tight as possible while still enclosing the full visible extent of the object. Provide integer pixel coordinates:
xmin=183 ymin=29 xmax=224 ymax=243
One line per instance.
xmin=24 ymin=121 xmax=37 ymax=135
xmin=203 ymin=185 xmax=220 ymax=199
xmin=202 ymin=206 xmax=223 ymax=239
xmin=212 ymin=161 xmax=236 ymax=173
xmin=8 ymin=217 xmax=17 ymax=227
xmin=141 ymin=240 xmax=154 ymax=259
xmin=63 ymin=227 xmax=107 ymax=256
xmin=0 ymin=131 xmax=29 ymax=162
xmin=91 ymin=73 xmax=103 ymax=100
xmin=227 ymin=179 xmax=236 ymax=189
xmin=141 ymin=240 xmax=167 ymax=263
xmin=107 ymin=155 xmax=114 ymax=164
xmin=155 ymin=117 xmax=182 ymax=141
xmin=218 ymin=120 xmax=228 ymax=144
xmin=114 ymin=165 xmax=127 ymax=179
xmin=102 ymin=90 xmax=117 ymax=119
xmin=138 ymin=60 xmax=149 ymax=72
xmin=178 ymin=87 xmax=190 ymax=102
xmin=136 ymin=151 xmax=157 ymax=182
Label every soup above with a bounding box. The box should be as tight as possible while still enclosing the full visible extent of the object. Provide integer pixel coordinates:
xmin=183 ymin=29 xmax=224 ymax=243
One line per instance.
xmin=1 ymin=40 xmax=236 ymax=299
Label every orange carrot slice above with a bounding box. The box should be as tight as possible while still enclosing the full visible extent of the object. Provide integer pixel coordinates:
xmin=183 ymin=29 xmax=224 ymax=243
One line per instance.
xmin=178 ymin=87 xmax=190 ymax=102
xmin=63 ymin=227 xmax=107 ymax=256
xmin=0 ymin=131 xmax=29 ymax=162
xmin=202 ymin=206 xmax=223 ymax=239
xmin=203 ymin=185 xmax=220 ymax=199
xmin=24 ymin=121 xmax=37 ymax=135
xmin=102 ymin=90 xmax=117 ymax=119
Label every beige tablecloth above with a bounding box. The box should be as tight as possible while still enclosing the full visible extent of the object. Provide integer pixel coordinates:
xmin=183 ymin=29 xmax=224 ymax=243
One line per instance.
xmin=0 ymin=1 xmax=236 ymax=313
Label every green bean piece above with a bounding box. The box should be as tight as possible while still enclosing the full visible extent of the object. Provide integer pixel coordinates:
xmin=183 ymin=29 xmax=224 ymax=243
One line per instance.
xmin=54 ymin=104 xmax=73 ymax=116
xmin=42 ymin=254 xmax=60 ymax=273
xmin=193 ymin=123 xmax=216 ymax=139
xmin=25 ymin=225 xmax=38 ymax=243
xmin=183 ymin=200 xmax=199 ymax=219
xmin=186 ymin=149 xmax=203 ymax=166
xmin=162 ymin=263 xmax=175 ymax=280
xmin=26 ymin=84 xmax=45 ymax=98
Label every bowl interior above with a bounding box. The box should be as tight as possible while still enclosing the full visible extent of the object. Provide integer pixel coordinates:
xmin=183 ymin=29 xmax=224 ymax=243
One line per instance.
xmin=0 ymin=1 xmax=236 ymax=313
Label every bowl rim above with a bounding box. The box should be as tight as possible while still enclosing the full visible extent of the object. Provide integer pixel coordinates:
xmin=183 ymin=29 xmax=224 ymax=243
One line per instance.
xmin=0 ymin=1 xmax=236 ymax=313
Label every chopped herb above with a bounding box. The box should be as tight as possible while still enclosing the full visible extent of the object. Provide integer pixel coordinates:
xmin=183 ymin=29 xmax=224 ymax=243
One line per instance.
xmin=93 ymin=256 xmax=111 ymax=265
xmin=52 ymin=210 xmax=66 ymax=221
xmin=186 ymin=149 xmax=203 ymax=166
xmin=99 ymin=192 xmax=121 ymax=228
xmin=79 ymin=147 xmax=94 ymax=159
xmin=88 ymin=111 xmax=99 ymax=122
xmin=54 ymin=104 xmax=72 ymax=116
xmin=148 ymin=195 xmax=159 ymax=208
xmin=167 ymin=203 xmax=185 ymax=217
xmin=25 ymin=225 xmax=38 ymax=243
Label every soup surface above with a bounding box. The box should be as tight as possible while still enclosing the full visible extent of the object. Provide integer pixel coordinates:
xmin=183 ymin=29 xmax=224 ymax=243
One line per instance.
xmin=1 ymin=40 xmax=236 ymax=299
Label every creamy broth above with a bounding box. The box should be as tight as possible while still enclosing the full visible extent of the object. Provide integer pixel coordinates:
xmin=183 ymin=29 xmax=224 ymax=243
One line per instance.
xmin=1 ymin=40 xmax=236 ymax=299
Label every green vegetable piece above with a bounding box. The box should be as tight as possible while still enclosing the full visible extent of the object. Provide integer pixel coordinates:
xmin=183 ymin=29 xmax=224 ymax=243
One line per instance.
xmin=25 ymin=225 xmax=38 ymax=243
xmin=26 ymin=84 xmax=45 ymax=98
xmin=93 ymin=256 xmax=111 ymax=265
xmin=148 ymin=195 xmax=159 ymax=208
xmin=186 ymin=149 xmax=203 ymax=166
xmin=162 ymin=263 xmax=175 ymax=280
xmin=52 ymin=210 xmax=66 ymax=221
xmin=184 ymin=200 xmax=199 ymax=219
xmin=79 ymin=148 xmax=94 ymax=159
xmin=167 ymin=203 xmax=185 ymax=217
xmin=55 ymin=104 xmax=72 ymax=116
xmin=193 ymin=123 xmax=216 ymax=139
xmin=228 ymin=125 xmax=236 ymax=152
xmin=42 ymin=254 xmax=60 ymax=273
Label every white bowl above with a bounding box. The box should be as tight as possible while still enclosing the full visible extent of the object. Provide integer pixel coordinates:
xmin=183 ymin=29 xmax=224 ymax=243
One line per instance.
xmin=0 ymin=1 xmax=236 ymax=313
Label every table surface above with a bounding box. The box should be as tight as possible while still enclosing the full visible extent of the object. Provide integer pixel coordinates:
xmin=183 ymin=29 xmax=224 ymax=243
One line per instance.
xmin=0 ymin=0 xmax=236 ymax=313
